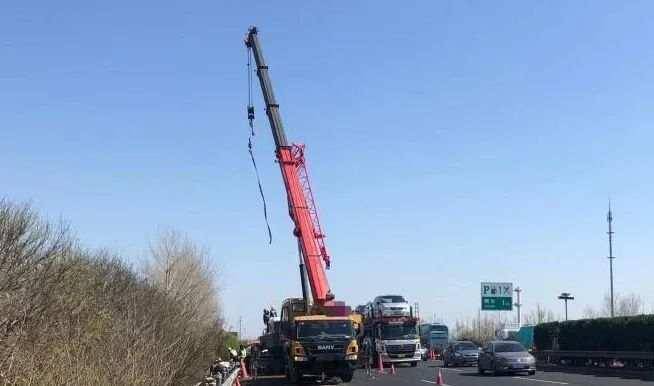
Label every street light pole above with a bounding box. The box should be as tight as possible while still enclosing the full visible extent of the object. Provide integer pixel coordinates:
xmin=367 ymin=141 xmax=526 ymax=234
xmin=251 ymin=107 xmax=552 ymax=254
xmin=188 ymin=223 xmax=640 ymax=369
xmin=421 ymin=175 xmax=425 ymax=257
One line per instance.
xmin=558 ymin=293 xmax=574 ymax=321
xmin=607 ymin=201 xmax=615 ymax=318
xmin=514 ymin=287 xmax=522 ymax=327
xmin=478 ymin=308 xmax=481 ymax=341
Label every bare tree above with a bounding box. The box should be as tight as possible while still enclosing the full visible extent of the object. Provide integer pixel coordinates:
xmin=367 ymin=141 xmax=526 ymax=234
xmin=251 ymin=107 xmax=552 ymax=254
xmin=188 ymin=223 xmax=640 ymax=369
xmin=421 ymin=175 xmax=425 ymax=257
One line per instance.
xmin=523 ymin=304 xmax=557 ymax=325
xmin=0 ymin=200 xmax=74 ymax=380
xmin=144 ymin=230 xmax=223 ymax=382
xmin=582 ymin=292 xmax=644 ymax=318
xmin=146 ymin=230 xmax=220 ymax=328
xmin=582 ymin=305 xmax=599 ymax=319
xmin=0 ymin=201 xmax=228 ymax=385
xmin=615 ymin=293 xmax=644 ymax=316
xmin=454 ymin=313 xmax=507 ymax=346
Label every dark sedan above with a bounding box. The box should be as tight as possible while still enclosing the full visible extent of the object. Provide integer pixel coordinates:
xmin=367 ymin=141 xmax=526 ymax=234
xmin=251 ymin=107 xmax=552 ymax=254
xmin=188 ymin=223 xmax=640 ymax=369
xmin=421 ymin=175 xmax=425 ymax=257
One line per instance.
xmin=478 ymin=341 xmax=536 ymax=376
xmin=442 ymin=341 xmax=480 ymax=367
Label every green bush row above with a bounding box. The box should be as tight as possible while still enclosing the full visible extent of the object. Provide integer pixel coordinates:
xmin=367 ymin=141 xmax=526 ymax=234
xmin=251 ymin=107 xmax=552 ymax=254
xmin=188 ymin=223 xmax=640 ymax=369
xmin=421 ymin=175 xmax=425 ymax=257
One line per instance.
xmin=534 ymin=314 xmax=654 ymax=351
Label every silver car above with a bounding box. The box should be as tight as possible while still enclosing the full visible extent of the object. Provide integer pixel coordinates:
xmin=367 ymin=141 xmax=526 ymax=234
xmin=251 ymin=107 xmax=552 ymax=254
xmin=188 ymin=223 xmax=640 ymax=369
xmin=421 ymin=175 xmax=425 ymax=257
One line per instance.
xmin=372 ymin=295 xmax=410 ymax=317
xmin=478 ymin=341 xmax=536 ymax=376
xmin=443 ymin=341 xmax=480 ymax=367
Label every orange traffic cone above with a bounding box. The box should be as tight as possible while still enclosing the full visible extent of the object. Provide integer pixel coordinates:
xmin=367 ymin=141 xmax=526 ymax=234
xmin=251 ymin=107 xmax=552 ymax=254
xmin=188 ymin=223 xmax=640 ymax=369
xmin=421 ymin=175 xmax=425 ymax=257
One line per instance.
xmin=377 ymin=353 xmax=385 ymax=374
xmin=390 ymin=363 xmax=396 ymax=375
xmin=436 ymin=368 xmax=444 ymax=385
xmin=240 ymin=359 xmax=249 ymax=379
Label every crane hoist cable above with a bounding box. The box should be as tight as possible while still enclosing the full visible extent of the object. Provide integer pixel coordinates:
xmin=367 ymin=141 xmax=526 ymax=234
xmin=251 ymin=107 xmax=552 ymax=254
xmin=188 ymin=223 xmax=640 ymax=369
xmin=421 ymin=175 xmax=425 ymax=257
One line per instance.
xmin=246 ymin=45 xmax=272 ymax=244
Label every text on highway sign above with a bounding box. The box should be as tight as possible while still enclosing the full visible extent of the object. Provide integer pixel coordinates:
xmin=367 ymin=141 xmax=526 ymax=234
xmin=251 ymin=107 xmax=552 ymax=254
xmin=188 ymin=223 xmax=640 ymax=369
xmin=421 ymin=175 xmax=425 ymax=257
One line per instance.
xmin=481 ymin=282 xmax=513 ymax=311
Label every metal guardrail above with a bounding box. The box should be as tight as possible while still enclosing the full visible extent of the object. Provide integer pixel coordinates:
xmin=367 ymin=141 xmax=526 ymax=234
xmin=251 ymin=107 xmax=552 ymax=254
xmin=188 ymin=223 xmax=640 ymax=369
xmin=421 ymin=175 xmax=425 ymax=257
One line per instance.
xmin=536 ymin=350 xmax=654 ymax=372
xmin=222 ymin=367 xmax=240 ymax=386
xmin=195 ymin=364 xmax=240 ymax=386
xmin=539 ymin=350 xmax=654 ymax=361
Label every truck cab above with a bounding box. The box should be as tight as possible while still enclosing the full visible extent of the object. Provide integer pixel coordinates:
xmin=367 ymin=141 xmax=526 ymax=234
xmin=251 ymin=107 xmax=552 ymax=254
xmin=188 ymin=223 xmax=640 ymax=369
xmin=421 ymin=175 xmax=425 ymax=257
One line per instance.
xmin=287 ymin=315 xmax=358 ymax=382
xmin=280 ymin=298 xmax=358 ymax=383
xmin=363 ymin=316 xmax=421 ymax=367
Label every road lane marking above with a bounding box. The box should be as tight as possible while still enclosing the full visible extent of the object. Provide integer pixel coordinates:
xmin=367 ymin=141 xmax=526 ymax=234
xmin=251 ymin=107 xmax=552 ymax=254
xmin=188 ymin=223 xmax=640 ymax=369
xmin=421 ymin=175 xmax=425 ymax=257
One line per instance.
xmin=442 ymin=368 xmax=464 ymax=372
xmin=420 ymin=380 xmax=451 ymax=386
xmin=512 ymin=377 xmax=569 ymax=385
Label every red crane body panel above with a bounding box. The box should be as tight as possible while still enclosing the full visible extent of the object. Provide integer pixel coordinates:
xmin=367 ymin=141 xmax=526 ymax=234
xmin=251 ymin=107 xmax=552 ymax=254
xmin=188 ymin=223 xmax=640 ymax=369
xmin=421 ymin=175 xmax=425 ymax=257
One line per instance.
xmin=277 ymin=145 xmax=331 ymax=304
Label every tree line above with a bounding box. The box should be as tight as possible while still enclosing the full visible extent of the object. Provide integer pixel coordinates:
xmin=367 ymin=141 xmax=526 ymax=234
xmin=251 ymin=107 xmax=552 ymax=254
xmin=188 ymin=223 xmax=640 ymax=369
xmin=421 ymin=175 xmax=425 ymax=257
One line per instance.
xmin=0 ymin=199 xmax=231 ymax=385
xmin=454 ymin=294 xmax=648 ymax=345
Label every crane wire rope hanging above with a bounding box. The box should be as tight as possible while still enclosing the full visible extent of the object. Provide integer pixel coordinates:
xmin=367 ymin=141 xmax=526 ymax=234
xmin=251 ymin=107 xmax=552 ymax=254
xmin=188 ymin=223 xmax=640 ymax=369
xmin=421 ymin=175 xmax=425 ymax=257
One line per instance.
xmin=246 ymin=45 xmax=272 ymax=244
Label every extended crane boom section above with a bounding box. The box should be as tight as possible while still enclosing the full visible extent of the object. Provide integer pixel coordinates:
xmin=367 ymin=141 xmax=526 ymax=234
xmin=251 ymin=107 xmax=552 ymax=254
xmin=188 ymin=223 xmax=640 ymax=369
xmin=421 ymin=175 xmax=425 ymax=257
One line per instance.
xmin=246 ymin=26 xmax=343 ymax=311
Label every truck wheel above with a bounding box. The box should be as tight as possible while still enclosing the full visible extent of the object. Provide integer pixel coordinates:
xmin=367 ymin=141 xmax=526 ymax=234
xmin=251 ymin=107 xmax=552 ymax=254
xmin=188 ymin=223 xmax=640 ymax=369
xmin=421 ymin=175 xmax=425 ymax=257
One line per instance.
xmin=340 ymin=370 xmax=354 ymax=383
xmin=410 ymin=361 xmax=418 ymax=367
xmin=286 ymin=365 xmax=300 ymax=384
xmin=289 ymin=369 xmax=301 ymax=384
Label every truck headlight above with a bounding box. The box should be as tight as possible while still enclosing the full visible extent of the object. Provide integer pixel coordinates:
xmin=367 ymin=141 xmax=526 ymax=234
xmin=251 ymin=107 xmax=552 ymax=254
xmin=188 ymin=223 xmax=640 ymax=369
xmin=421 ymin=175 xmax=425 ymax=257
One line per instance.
xmin=292 ymin=343 xmax=306 ymax=356
xmin=293 ymin=342 xmax=307 ymax=362
xmin=347 ymin=340 xmax=358 ymax=354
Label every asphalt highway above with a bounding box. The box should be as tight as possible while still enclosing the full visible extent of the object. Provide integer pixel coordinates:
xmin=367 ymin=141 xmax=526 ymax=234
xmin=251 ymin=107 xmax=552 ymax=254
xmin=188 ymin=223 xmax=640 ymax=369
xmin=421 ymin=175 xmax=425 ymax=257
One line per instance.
xmin=244 ymin=361 xmax=653 ymax=386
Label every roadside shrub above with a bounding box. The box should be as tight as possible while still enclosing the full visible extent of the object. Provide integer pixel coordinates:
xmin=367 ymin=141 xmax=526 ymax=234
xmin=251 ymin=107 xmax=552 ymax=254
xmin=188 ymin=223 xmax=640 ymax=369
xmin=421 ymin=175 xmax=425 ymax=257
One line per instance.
xmin=0 ymin=200 xmax=228 ymax=385
xmin=534 ymin=321 xmax=559 ymax=350
xmin=534 ymin=315 xmax=654 ymax=352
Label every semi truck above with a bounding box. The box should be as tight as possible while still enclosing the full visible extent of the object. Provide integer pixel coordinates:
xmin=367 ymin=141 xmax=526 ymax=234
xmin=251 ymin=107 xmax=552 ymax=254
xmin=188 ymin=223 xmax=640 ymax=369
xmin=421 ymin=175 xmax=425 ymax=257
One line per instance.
xmin=358 ymin=302 xmax=422 ymax=367
xmin=245 ymin=26 xmax=357 ymax=382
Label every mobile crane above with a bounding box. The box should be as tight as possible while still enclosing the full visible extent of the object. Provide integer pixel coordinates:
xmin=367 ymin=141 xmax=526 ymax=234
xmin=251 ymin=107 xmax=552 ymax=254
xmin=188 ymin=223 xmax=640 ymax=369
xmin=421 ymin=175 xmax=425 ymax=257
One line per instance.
xmin=245 ymin=27 xmax=358 ymax=383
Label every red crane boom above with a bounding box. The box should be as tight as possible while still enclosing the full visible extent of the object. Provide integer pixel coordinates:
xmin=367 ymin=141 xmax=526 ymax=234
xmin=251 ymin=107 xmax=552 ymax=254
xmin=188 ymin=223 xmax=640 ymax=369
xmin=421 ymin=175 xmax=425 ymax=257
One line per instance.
xmin=245 ymin=27 xmax=348 ymax=315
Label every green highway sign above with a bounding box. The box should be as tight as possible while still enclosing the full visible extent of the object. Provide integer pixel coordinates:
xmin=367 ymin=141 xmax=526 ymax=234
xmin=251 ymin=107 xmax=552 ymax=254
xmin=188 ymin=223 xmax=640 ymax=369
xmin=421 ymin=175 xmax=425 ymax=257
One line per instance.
xmin=481 ymin=282 xmax=513 ymax=311
xmin=482 ymin=296 xmax=513 ymax=310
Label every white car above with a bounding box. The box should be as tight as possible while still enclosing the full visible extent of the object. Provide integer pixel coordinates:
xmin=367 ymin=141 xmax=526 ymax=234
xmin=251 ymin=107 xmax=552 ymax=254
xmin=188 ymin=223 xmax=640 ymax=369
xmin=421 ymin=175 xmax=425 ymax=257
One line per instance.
xmin=373 ymin=295 xmax=411 ymax=317
xmin=419 ymin=347 xmax=429 ymax=361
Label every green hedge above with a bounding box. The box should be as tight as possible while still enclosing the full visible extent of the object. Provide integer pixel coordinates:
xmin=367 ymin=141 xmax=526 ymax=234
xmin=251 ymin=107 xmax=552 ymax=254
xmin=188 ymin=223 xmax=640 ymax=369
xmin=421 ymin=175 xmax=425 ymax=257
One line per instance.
xmin=534 ymin=321 xmax=559 ymax=350
xmin=534 ymin=315 xmax=654 ymax=352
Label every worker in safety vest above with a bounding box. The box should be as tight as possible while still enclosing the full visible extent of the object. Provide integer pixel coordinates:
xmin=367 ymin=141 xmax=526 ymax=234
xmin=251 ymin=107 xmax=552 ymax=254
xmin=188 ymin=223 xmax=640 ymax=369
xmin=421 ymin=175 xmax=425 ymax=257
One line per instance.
xmin=228 ymin=347 xmax=238 ymax=362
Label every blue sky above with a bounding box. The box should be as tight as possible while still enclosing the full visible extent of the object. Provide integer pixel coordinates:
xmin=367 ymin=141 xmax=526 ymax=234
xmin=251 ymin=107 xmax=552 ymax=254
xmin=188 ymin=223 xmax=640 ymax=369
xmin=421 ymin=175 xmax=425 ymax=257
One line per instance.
xmin=3 ymin=1 xmax=654 ymax=337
